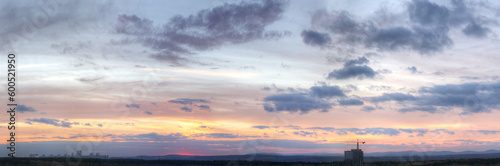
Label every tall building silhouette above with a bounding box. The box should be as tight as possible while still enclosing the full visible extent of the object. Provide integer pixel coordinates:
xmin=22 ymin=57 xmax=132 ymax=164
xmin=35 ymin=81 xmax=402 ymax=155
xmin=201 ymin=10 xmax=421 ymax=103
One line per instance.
xmin=344 ymin=139 xmax=364 ymax=166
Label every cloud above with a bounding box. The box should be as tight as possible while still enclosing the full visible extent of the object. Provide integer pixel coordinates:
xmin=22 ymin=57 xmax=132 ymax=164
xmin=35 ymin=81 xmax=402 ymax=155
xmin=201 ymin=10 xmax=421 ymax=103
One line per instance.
xmin=300 ymin=30 xmax=331 ymax=46
xmin=308 ymin=127 xmax=455 ymax=137
xmin=263 ymin=93 xmax=332 ymax=114
xmin=399 ymin=128 xmax=429 ymax=137
xmin=477 ymin=130 xmax=500 ymax=135
xmin=16 ymin=104 xmax=37 ymax=113
xmin=367 ymin=93 xmax=418 ymax=102
xmin=327 ymin=57 xmax=377 ymax=80
xmin=293 ymin=131 xmax=317 ymax=137
xmin=144 ymin=111 xmax=152 ymax=115
xmin=77 ymin=76 xmax=103 ymax=84
xmin=180 ymin=106 xmax=192 ymax=112
xmin=407 ymin=66 xmax=421 ymax=74
xmin=261 ymin=87 xmax=272 ymax=91
xmin=115 ymin=0 xmax=289 ymax=65
xmin=120 ymin=133 xmax=187 ymax=142
xmin=169 ymin=98 xmax=209 ymax=105
xmin=125 ymin=103 xmax=140 ymax=108
xmin=367 ymin=81 xmax=500 ymax=114
xmin=303 ymin=0 xmax=495 ymax=55
xmin=26 ymin=118 xmax=78 ymax=128
xmin=263 ymin=84 xmax=351 ymax=114
xmin=0 ymin=1 xmax=113 ymax=51
xmin=252 ymin=126 xmax=270 ymax=129
xmin=98 ymin=124 xmax=103 ymax=127
xmin=309 ymin=85 xmax=345 ymax=98
xmin=193 ymin=133 xmax=259 ymax=139
xmin=398 ymin=106 xmax=437 ymax=113
xmin=84 ymin=123 xmax=91 ymax=126
xmin=170 ymin=98 xmax=210 ymax=113
xmin=455 ymin=139 xmax=487 ymax=145
xmin=352 ymin=128 xmax=400 ymax=136
xmin=338 ymin=98 xmax=364 ymax=106
xmin=408 ymin=0 xmax=449 ymax=26
xmin=283 ymin=125 xmax=302 ymax=130
xmin=329 ymin=65 xmax=376 ymax=79
xmin=361 ymin=106 xmax=376 ymax=112
xmin=308 ymin=127 xmax=400 ymax=136
xmin=430 ymin=129 xmax=455 ymax=135
xmin=462 ymin=21 xmax=490 ymax=38
xmin=344 ymin=57 xmax=369 ymax=67
xmin=196 ymin=105 xmax=211 ymax=110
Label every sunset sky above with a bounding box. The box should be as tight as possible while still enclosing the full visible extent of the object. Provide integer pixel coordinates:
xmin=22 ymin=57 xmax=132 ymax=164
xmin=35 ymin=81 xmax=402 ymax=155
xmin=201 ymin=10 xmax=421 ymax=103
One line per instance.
xmin=2 ymin=0 xmax=500 ymax=157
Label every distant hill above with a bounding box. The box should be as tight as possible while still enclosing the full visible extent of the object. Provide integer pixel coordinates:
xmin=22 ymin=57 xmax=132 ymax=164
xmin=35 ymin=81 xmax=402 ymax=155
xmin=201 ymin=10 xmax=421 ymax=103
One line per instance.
xmin=115 ymin=149 xmax=500 ymax=162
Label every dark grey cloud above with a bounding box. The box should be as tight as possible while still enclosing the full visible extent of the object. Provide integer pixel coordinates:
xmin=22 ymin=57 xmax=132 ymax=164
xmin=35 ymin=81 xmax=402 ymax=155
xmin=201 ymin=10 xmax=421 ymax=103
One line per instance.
xmin=419 ymin=82 xmax=478 ymax=95
xmin=309 ymin=85 xmax=345 ymax=98
xmin=180 ymin=106 xmax=192 ymax=112
xmin=115 ymin=14 xmax=153 ymax=36
xmin=26 ymin=118 xmax=78 ymax=128
xmin=327 ymin=57 xmax=377 ymax=80
xmin=300 ymin=30 xmax=331 ymax=46
xmin=17 ymin=104 xmax=37 ymax=113
xmin=125 ymin=103 xmax=140 ymax=108
xmin=263 ymin=84 xmax=352 ymax=114
xmin=328 ymin=65 xmax=377 ymax=80
xmin=408 ymin=0 xmax=449 ymax=26
xmin=0 ymin=1 xmax=113 ymax=52
xmin=144 ymin=111 xmax=152 ymax=115
xmin=338 ymin=98 xmax=364 ymax=106
xmin=367 ymin=81 xmax=500 ymax=114
xmin=252 ymin=126 xmax=270 ymax=129
xmin=462 ymin=21 xmax=491 ymax=38
xmin=263 ymin=93 xmax=332 ymax=114
xmin=344 ymin=57 xmax=369 ymax=67
xmin=304 ymin=0 xmax=495 ymax=54
xmin=97 ymin=124 xmax=103 ymax=127
xmin=115 ymin=0 xmax=289 ymax=65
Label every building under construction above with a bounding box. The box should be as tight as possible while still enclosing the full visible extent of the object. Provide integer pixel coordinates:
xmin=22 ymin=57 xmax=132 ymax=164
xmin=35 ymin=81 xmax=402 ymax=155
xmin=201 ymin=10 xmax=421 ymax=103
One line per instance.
xmin=344 ymin=139 xmax=364 ymax=166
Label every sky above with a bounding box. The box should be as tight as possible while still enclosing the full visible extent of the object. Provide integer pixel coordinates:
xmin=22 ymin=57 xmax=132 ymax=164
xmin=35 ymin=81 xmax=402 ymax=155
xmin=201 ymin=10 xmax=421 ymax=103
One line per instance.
xmin=2 ymin=0 xmax=500 ymax=157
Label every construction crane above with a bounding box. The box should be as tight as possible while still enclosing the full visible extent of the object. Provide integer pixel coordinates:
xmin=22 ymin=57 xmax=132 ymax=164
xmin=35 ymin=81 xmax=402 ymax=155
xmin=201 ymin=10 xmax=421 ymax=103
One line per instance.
xmin=356 ymin=139 xmax=366 ymax=150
